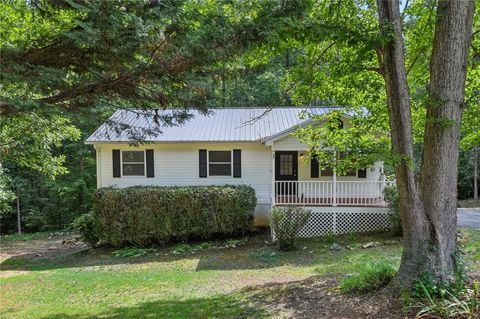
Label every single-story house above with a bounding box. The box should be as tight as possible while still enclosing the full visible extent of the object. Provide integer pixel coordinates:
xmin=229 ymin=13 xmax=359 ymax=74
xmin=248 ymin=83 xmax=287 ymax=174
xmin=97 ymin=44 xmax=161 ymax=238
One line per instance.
xmin=86 ymin=107 xmax=392 ymax=237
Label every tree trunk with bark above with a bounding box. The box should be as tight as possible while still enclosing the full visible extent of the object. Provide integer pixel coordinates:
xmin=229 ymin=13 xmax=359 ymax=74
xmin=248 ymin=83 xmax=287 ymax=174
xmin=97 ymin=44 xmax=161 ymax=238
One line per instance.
xmin=376 ymin=0 xmax=475 ymax=289
xmin=16 ymin=186 xmax=21 ymax=235
xmin=474 ymin=147 xmax=478 ymax=200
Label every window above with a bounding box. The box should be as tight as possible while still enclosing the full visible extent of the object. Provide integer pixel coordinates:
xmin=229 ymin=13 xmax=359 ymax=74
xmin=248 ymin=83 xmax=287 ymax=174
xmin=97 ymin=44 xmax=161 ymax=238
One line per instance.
xmin=122 ymin=151 xmax=145 ymax=176
xmin=208 ymin=151 xmax=231 ymax=176
xmin=321 ymin=167 xmax=333 ymax=176
xmin=279 ymin=154 xmax=294 ymax=175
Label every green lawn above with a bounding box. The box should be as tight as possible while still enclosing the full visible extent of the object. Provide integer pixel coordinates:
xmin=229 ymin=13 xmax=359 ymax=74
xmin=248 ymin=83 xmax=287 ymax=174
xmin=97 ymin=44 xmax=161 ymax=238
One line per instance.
xmin=1 ymin=229 xmax=479 ymax=319
xmin=0 ymin=231 xmax=55 ymax=242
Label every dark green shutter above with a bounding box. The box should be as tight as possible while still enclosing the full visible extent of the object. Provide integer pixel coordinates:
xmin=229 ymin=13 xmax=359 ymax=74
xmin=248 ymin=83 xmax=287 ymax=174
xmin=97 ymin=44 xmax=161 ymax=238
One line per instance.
xmin=233 ymin=149 xmax=241 ymax=178
xmin=112 ymin=149 xmax=121 ymax=178
xmin=199 ymin=149 xmax=207 ymax=178
xmin=146 ymin=149 xmax=154 ymax=178
xmin=310 ymin=155 xmax=319 ymax=178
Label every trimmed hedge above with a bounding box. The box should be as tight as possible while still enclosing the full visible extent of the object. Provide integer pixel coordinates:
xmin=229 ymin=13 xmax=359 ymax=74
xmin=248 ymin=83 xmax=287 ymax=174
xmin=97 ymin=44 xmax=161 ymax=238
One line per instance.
xmin=91 ymin=185 xmax=256 ymax=247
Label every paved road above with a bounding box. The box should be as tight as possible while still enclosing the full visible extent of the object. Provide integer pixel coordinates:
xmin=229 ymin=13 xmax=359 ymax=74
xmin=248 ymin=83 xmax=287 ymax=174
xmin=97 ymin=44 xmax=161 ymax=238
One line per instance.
xmin=458 ymin=208 xmax=480 ymax=230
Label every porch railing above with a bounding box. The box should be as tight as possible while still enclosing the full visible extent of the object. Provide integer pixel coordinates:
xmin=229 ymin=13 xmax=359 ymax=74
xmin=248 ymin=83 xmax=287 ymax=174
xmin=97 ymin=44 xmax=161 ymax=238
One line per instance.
xmin=274 ymin=181 xmax=392 ymax=207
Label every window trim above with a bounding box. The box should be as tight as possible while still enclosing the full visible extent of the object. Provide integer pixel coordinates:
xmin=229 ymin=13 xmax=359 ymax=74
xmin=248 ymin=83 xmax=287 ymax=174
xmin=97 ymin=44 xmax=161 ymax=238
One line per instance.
xmin=121 ymin=150 xmax=146 ymax=177
xmin=207 ymin=150 xmax=233 ymax=177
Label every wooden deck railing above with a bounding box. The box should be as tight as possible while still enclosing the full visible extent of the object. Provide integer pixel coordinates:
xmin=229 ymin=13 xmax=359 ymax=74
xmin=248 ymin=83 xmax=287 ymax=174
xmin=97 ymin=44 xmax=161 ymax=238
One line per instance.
xmin=274 ymin=181 xmax=392 ymax=207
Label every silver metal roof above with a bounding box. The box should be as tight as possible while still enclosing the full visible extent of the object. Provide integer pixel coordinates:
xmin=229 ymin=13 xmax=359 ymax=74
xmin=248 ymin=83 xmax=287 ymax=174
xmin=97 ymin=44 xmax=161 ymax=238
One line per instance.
xmin=86 ymin=107 xmax=345 ymax=143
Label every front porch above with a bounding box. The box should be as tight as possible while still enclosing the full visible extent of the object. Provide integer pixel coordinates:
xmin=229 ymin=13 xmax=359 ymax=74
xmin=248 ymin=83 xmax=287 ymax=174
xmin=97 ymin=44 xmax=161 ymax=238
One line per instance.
xmin=271 ymin=149 xmax=391 ymax=208
xmin=274 ymin=181 xmax=390 ymax=207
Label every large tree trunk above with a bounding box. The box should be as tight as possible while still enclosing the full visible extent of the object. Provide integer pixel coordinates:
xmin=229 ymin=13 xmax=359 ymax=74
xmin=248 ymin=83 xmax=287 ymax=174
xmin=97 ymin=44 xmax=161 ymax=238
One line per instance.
xmin=420 ymin=0 xmax=475 ymax=278
xmin=474 ymin=147 xmax=478 ymax=200
xmin=376 ymin=0 xmax=430 ymax=289
xmin=16 ymin=186 xmax=22 ymax=235
xmin=376 ymin=0 xmax=475 ymax=289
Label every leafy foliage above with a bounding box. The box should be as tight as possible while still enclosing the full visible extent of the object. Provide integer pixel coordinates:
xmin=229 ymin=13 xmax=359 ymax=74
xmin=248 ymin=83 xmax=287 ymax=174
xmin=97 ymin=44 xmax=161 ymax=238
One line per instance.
xmin=383 ymin=185 xmax=402 ymax=235
xmin=91 ymin=185 xmax=256 ymax=247
xmin=71 ymin=212 xmax=98 ymax=247
xmin=411 ymin=274 xmax=479 ymax=319
xmin=271 ymin=206 xmax=311 ymax=251
xmin=340 ymin=261 xmax=397 ymax=294
xmin=0 ymin=0 xmax=307 ymax=233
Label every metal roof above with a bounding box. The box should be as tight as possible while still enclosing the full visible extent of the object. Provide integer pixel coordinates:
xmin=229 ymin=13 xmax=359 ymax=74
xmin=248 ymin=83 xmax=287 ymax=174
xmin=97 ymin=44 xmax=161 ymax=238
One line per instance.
xmin=86 ymin=107 xmax=346 ymax=143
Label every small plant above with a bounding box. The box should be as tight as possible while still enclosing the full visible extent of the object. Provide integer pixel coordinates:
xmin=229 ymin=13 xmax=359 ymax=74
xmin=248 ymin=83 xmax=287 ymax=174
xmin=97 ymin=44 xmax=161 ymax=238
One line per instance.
xmin=413 ymin=279 xmax=479 ymax=319
xmin=170 ymin=243 xmax=194 ymax=255
xmin=271 ymin=206 xmax=311 ymax=251
xmin=70 ymin=212 xmax=98 ymax=247
xmin=223 ymin=239 xmax=247 ymax=248
xmin=383 ymin=185 xmax=402 ymax=235
xmin=112 ymin=247 xmax=157 ymax=258
xmin=340 ymin=261 xmax=397 ymax=294
xmin=169 ymin=242 xmax=212 ymax=255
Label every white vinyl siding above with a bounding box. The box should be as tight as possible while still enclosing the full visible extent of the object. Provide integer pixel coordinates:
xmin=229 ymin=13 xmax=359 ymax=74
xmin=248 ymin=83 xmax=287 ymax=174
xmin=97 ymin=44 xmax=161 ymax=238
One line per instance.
xmin=95 ymin=142 xmax=272 ymax=206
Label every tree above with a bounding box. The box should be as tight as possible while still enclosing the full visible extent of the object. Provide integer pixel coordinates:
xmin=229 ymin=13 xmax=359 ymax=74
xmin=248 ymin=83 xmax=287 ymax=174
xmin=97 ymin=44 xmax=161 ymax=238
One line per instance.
xmin=282 ymin=0 xmax=476 ymax=290
xmin=376 ymin=0 xmax=475 ymax=288
xmin=0 ymin=0 xmax=309 ymax=232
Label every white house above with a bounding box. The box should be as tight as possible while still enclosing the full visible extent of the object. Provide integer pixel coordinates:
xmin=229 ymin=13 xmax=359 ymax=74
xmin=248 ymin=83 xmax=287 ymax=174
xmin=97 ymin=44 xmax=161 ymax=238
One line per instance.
xmin=86 ymin=107 xmax=392 ymax=236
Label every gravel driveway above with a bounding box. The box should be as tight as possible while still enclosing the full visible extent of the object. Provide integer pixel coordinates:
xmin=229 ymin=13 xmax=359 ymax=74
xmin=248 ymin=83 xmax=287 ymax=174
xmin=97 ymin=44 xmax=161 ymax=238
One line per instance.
xmin=458 ymin=208 xmax=480 ymax=230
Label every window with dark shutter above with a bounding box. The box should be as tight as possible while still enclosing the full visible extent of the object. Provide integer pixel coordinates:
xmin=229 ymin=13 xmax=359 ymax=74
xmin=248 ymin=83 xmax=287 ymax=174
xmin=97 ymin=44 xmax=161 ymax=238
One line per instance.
xmin=121 ymin=151 xmax=145 ymax=176
xmin=310 ymin=155 xmax=319 ymax=178
xmin=358 ymin=168 xmax=367 ymax=178
xmin=233 ymin=149 xmax=241 ymax=178
xmin=113 ymin=150 xmax=121 ymax=178
xmin=146 ymin=149 xmax=154 ymax=178
xmin=199 ymin=149 xmax=207 ymax=178
xmin=208 ymin=150 xmax=231 ymax=176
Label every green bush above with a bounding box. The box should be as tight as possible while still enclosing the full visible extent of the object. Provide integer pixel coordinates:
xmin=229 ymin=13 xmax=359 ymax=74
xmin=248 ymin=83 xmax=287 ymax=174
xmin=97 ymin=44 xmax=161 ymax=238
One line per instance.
xmin=340 ymin=261 xmax=397 ymax=294
xmin=384 ymin=185 xmax=402 ymax=235
xmin=271 ymin=206 xmax=311 ymax=251
xmin=71 ymin=212 xmax=99 ymax=246
xmin=91 ymin=185 xmax=256 ymax=247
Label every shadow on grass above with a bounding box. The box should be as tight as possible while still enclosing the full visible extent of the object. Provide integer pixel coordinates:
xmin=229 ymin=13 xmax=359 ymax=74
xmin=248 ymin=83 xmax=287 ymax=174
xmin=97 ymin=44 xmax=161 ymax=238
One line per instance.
xmin=35 ymin=275 xmax=406 ymax=319
xmin=0 ymin=230 xmax=402 ymax=273
xmin=37 ymin=293 xmax=271 ymax=319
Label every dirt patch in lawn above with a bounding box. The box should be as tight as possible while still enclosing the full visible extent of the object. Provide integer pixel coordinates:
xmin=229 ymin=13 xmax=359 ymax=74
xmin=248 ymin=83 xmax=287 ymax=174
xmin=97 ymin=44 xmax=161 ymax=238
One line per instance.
xmin=0 ymin=234 xmax=87 ymax=277
xmin=248 ymin=276 xmax=409 ymax=319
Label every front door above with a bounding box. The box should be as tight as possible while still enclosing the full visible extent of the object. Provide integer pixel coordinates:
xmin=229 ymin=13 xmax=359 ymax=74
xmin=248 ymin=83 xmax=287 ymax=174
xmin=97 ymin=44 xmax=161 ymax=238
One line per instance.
xmin=275 ymin=151 xmax=298 ymax=196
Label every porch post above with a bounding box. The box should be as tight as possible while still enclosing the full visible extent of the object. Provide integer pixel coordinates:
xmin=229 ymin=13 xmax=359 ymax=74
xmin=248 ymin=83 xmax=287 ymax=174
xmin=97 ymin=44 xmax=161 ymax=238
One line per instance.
xmin=271 ymin=151 xmax=275 ymax=206
xmin=333 ymin=169 xmax=337 ymax=207
xmin=333 ymin=150 xmax=337 ymax=206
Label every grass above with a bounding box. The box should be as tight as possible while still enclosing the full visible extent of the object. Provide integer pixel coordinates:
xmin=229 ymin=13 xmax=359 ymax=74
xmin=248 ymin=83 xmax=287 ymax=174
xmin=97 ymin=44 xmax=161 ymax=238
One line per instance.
xmin=1 ymin=229 xmax=479 ymax=319
xmin=339 ymin=261 xmax=397 ymax=293
xmin=0 ymin=231 xmax=53 ymax=242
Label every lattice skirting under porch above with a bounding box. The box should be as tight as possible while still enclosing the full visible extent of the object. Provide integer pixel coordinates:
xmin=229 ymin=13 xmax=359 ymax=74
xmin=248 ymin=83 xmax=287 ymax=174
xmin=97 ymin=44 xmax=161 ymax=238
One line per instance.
xmin=272 ymin=207 xmax=392 ymax=240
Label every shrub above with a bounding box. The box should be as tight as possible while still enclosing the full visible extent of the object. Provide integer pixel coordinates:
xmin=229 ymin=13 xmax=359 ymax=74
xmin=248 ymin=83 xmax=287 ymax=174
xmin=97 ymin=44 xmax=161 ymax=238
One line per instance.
xmin=71 ymin=212 xmax=98 ymax=246
xmin=340 ymin=261 xmax=397 ymax=294
xmin=384 ymin=185 xmax=402 ymax=235
xmin=91 ymin=185 xmax=256 ymax=247
xmin=270 ymin=206 xmax=311 ymax=251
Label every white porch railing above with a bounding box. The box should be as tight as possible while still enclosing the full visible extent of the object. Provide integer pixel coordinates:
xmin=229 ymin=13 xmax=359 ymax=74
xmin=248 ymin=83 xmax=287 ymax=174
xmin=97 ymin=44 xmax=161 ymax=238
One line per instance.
xmin=274 ymin=181 xmax=392 ymax=207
